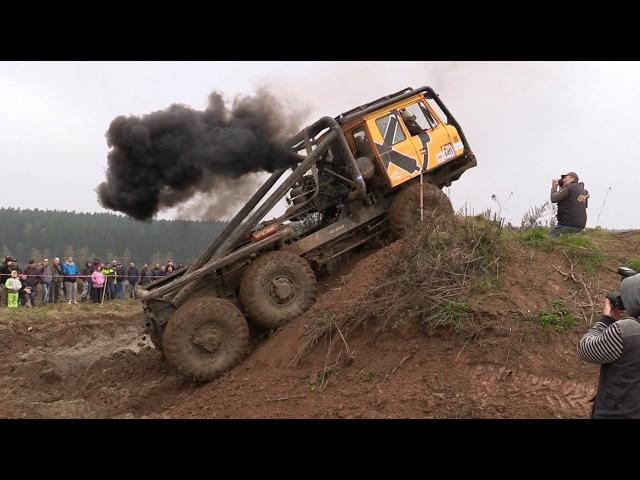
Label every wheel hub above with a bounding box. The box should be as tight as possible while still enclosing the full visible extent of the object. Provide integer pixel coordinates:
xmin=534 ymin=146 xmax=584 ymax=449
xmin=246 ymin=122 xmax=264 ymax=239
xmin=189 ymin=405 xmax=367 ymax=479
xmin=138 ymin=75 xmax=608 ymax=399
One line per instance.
xmin=191 ymin=326 xmax=223 ymax=353
xmin=269 ymin=275 xmax=296 ymax=305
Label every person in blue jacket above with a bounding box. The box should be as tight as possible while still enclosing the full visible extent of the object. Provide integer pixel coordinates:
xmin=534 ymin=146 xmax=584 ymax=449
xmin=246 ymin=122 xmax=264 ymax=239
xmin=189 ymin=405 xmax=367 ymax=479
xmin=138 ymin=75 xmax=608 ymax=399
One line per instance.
xmin=62 ymin=256 xmax=79 ymax=304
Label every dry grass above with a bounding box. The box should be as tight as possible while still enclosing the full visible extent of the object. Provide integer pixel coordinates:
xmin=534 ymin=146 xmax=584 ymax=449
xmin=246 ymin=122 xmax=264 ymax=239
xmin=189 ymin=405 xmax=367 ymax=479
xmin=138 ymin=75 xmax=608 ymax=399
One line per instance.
xmin=294 ymin=213 xmax=505 ymax=364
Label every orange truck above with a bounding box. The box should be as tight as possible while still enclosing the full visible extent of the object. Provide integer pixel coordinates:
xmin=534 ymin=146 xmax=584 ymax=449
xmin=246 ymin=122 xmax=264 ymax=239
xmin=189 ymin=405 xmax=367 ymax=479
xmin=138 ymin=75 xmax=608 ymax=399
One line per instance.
xmin=136 ymin=85 xmax=477 ymax=380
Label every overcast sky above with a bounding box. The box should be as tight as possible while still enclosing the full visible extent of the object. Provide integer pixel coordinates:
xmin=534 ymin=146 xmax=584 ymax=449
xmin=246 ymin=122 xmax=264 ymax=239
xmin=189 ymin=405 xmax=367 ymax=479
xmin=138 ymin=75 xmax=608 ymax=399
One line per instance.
xmin=0 ymin=61 xmax=638 ymax=228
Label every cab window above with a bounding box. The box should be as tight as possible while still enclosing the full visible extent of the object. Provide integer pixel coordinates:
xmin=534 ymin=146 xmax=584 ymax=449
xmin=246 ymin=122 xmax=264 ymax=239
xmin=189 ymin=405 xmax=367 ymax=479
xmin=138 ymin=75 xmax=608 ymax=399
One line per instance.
xmin=375 ymin=113 xmax=405 ymax=146
xmin=351 ymin=126 xmax=373 ymax=157
xmin=403 ymin=102 xmax=438 ymax=130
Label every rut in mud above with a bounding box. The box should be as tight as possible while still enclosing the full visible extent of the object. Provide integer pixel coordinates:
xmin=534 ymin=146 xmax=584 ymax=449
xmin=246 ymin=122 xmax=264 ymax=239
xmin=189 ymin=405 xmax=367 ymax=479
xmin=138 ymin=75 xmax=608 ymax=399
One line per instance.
xmin=0 ymin=305 xmax=196 ymax=418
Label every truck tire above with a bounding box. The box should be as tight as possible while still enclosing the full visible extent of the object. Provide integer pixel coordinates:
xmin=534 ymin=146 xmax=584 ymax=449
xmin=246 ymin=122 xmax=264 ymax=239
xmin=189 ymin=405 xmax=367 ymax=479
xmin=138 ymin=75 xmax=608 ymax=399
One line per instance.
xmin=162 ymin=295 xmax=249 ymax=381
xmin=389 ymin=181 xmax=453 ymax=236
xmin=240 ymin=251 xmax=317 ymax=329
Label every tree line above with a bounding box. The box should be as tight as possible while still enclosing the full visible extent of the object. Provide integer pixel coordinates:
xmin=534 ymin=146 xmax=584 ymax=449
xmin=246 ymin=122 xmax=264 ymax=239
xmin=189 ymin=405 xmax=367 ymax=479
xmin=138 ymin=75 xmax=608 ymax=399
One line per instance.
xmin=0 ymin=207 xmax=226 ymax=266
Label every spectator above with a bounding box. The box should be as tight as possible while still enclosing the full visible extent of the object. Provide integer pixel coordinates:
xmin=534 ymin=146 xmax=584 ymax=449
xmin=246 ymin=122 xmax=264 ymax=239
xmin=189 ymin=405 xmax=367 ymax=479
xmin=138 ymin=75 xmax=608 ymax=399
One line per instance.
xmin=0 ymin=256 xmax=13 ymax=307
xmin=80 ymin=261 xmax=93 ymax=302
xmin=39 ymin=259 xmax=52 ymax=305
xmin=177 ymin=263 xmax=184 ymax=270
xmin=166 ymin=265 xmax=174 ymax=275
xmin=4 ymin=270 xmax=21 ymax=309
xmin=62 ymin=255 xmax=79 ymax=304
xmin=1 ymin=258 xmax=21 ymax=307
xmin=151 ymin=263 xmax=163 ymax=280
xmin=115 ymin=262 xmax=126 ymax=299
xmin=161 ymin=266 xmax=166 ymax=275
xmin=23 ymin=260 xmax=41 ymax=302
xmin=101 ymin=262 xmax=116 ymax=300
xmin=91 ymin=265 xmax=106 ymax=304
xmin=19 ymin=272 xmax=36 ymax=307
xmin=549 ymin=171 xmax=590 ymax=236
xmin=577 ymin=277 xmax=640 ymax=418
xmin=50 ymin=257 xmax=64 ymax=303
xmin=139 ymin=264 xmax=149 ymax=286
xmin=126 ymin=262 xmax=140 ymax=299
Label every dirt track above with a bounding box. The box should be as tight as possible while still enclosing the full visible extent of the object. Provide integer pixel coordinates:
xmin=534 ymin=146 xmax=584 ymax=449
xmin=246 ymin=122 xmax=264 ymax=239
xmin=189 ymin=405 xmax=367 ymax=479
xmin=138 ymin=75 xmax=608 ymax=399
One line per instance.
xmin=3 ymin=230 xmax=640 ymax=418
xmin=0 ymin=304 xmax=196 ymax=418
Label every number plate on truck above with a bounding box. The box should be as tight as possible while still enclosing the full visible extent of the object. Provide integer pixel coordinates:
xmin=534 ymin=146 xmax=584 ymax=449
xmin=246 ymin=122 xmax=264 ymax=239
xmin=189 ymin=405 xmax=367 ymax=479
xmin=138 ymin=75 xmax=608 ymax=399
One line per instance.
xmin=436 ymin=144 xmax=456 ymax=162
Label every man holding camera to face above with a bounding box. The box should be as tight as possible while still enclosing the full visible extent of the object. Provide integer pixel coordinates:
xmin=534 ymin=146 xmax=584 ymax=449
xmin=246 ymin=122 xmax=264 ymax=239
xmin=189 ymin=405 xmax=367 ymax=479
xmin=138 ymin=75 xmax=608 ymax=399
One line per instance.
xmin=549 ymin=171 xmax=590 ymax=236
xmin=577 ymin=273 xmax=640 ymax=418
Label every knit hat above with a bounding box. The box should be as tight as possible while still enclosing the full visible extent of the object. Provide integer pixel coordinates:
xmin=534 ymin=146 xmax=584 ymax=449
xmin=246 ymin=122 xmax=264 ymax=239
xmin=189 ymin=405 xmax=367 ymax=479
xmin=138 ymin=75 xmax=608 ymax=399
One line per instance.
xmin=620 ymin=274 xmax=640 ymax=318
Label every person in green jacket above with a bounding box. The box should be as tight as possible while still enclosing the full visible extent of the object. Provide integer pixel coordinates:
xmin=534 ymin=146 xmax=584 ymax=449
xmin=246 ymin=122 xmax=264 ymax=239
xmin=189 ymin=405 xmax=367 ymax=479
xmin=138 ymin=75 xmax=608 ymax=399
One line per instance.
xmin=101 ymin=262 xmax=116 ymax=300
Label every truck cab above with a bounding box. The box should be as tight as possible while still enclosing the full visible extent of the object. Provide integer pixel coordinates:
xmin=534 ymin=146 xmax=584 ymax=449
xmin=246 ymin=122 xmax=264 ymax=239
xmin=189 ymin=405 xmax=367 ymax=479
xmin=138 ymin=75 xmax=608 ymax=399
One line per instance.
xmin=338 ymin=87 xmax=476 ymax=191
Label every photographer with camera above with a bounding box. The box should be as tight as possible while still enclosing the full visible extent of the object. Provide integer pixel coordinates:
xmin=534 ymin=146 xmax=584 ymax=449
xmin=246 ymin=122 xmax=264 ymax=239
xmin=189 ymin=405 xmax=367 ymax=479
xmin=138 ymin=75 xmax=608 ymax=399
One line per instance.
xmin=549 ymin=171 xmax=590 ymax=236
xmin=577 ymin=272 xmax=640 ymax=418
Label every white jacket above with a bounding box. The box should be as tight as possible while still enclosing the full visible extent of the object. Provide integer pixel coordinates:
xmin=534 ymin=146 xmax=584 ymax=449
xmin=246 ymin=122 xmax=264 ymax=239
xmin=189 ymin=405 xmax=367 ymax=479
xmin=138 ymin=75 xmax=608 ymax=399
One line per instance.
xmin=5 ymin=277 xmax=21 ymax=292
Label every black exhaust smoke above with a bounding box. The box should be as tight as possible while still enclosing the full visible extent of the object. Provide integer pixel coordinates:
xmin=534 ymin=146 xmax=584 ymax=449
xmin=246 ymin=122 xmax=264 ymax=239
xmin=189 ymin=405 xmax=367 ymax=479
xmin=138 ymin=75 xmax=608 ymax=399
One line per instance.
xmin=97 ymin=89 xmax=302 ymax=221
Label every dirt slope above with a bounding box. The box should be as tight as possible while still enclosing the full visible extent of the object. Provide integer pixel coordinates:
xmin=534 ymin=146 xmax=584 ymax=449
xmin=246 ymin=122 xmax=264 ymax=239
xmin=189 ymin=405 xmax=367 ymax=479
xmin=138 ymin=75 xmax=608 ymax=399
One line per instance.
xmin=165 ymin=230 xmax=640 ymax=418
xmin=2 ymin=229 xmax=639 ymax=418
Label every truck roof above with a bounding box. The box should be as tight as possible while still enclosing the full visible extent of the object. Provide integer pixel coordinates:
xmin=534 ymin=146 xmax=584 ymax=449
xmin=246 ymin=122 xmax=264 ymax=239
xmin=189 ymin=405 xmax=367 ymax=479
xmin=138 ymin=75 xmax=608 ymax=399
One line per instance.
xmin=335 ymin=86 xmax=417 ymax=125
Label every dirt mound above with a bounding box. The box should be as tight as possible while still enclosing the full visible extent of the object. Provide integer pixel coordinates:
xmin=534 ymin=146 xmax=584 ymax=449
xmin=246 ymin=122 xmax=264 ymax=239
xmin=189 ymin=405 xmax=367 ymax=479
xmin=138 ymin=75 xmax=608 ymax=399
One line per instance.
xmin=166 ymin=230 xmax=639 ymax=418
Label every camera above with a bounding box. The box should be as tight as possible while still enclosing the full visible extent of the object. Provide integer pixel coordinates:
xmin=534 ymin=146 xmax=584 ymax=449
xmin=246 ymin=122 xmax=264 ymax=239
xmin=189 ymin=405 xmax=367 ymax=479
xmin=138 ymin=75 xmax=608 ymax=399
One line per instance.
xmin=557 ymin=177 xmax=565 ymax=187
xmin=607 ymin=266 xmax=638 ymax=311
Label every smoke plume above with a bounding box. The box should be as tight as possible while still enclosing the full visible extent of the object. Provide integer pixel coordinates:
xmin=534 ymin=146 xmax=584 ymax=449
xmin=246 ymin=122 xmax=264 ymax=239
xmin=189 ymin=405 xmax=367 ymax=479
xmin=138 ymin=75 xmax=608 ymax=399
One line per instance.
xmin=97 ymin=89 xmax=303 ymax=221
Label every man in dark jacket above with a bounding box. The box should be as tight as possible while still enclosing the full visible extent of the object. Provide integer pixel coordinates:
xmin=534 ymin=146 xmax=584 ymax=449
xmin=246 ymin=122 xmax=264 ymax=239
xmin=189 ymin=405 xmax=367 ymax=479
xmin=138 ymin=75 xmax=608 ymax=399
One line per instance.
xmin=577 ymin=274 xmax=640 ymax=418
xmin=115 ymin=262 xmax=126 ymax=299
xmin=50 ymin=257 xmax=64 ymax=303
xmin=549 ymin=171 xmax=590 ymax=236
xmin=151 ymin=264 xmax=164 ymax=281
xmin=19 ymin=272 xmax=36 ymax=307
xmin=139 ymin=264 xmax=149 ymax=286
xmin=80 ymin=261 xmax=94 ymax=302
xmin=39 ymin=259 xmax=52 ymax=305
xmin=23 ymin=260 xmax=41 ymax=304
xmin=126 ymin=262 xmax=140 ymax=298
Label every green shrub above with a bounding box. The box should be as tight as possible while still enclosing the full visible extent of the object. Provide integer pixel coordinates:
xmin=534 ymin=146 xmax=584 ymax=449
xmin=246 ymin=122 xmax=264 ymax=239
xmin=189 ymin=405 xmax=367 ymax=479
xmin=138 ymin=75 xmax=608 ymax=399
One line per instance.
xmin=526 ymin=300 xmax=577 ymax=332
xmin=627 ymin=259 xmax=640 ymax=272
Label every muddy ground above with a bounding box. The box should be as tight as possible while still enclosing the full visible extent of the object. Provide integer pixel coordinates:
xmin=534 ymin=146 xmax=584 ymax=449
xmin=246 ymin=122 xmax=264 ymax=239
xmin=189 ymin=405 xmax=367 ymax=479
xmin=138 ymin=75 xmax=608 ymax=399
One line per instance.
xmin=2 ymin=230 xmax=639 ymax=418
xmin=0 ymin=302 xmax=196 ymax=418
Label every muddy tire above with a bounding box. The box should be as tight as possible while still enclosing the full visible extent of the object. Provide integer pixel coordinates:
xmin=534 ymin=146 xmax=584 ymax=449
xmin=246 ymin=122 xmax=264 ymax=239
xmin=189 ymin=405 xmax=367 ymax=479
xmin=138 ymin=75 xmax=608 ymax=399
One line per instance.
xmin=389 ymin=181 xmax=454 ymax=237
xmin=239 ymin=251 xmax=317 ymax=329
xmin=162 ymin=295 xmax=249 ymax=381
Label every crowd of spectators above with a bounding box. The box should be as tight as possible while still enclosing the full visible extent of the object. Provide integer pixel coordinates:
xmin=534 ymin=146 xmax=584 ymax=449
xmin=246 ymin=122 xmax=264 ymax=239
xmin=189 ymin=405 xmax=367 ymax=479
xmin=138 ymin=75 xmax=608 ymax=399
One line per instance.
xmin=0 ymin=256 xmax=183 ymax=308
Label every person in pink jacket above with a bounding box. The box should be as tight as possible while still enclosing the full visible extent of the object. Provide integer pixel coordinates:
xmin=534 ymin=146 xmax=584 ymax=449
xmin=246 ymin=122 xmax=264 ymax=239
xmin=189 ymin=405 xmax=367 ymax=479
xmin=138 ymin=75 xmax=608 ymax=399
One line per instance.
xmin=90 ymin=265 xmax=106 ymax=304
